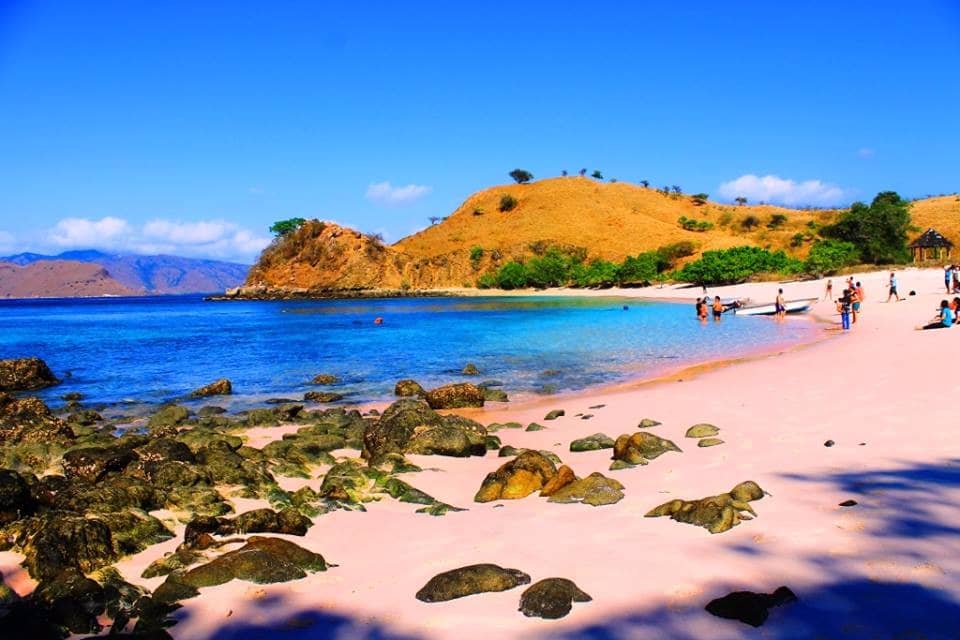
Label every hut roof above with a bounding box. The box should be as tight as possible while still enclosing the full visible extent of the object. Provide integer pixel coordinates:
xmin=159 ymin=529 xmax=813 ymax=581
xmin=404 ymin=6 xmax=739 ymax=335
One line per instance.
xmin=910 ymin=228 xmax=954 ymax=249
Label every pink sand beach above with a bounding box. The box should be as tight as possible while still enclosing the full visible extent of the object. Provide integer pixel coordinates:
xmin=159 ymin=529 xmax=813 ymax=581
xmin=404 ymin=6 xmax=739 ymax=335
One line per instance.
xmin=5 ymin=268 xmax=959 ymax=639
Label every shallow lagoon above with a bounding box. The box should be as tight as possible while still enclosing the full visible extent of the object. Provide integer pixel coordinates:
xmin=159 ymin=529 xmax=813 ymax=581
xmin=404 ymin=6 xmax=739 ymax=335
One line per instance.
xmin=0 ymin=295 xmax=819 ymax=408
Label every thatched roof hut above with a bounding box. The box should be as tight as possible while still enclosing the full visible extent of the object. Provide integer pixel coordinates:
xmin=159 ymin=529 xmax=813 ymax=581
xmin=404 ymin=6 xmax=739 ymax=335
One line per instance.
xmin=910 ymin=228 xmax=953 ymax=261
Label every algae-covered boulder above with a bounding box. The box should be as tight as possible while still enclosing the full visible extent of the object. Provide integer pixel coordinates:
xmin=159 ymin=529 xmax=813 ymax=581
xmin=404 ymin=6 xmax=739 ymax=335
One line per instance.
xmin=196 ymin=439 xmax=274 ymax=490
xmin=363 ymin=399 xmax=487 ymax=462
xmin=304 ymin=391 xmax=343 ymax=403
xmin=0 ymin=469 xmax=34 ymax=525
xmin=147 ymin=404 xmax=191 ymax=430
xmin=0 ymin=392 xmax=74 ymax=444
xmin=0 ymin=357 xmax=60 ymax=391
xmin=611 ymin=432 xmax=682 ymax=467
xmin=544 ymin=409 xmax=565 ymax=421
xmin=173 ymin=536 xmax=328 ymax=591
xmin=637 ymin=418 xmax=661 ymax=428
xmin=19 ymin=515 xmax=116 ymax=581
xmin=686 ymin=424 xmax=720 ymax=438
xmin=31 ymin=567 xmax=106 ymax=635
xmin=424 ymin=383 xmax=485 ymax=409
xmin=569 ymin=433 xmax=615 ymax=452
xmin=96 ymin=509 xmax=173 ymax=555
xmin=483 ymin=388 xmax=510 ymax=402
xmin=705 ymin=586 xmax=797 ymax=627
xmin=394 ymin=379 xmax=426 ymax=397
xmin=135 ymin=437 xmax=195 ymax=464
xmin=61 ymin=445 xmax=137 ymax=483
xmin=546 ymin=472 xmax=624 ymax=507
xmin=539 ymin=464 xmax=576 ymax=497
xmin=233 ymin=507 xmax=311 ymax=536
xmin=190 ymin=378 xmax=232 ymax=398
xmin=416 ymin=564 xmax=531 ymax=602
xmin=462 ymin=363 xmax=479 ymax=376
xmin=645 ymin=480 xmax=765 ymax=534
xmin=519 ymin=578 xmax=592 ymax=619
xmin=311 ymin=374 xmax=339 ymax=385
xmin=475 ymin=450 xmax=557 ymax=502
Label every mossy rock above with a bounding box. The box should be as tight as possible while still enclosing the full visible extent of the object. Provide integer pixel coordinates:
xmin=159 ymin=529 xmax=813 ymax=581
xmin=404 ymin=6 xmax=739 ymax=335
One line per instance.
xmin=311 ymin=374 xmax=339 ymax=385
xmin=645 ymin=481 xmax=765 ymax=534
xmin=189 ymin=379 xmax=232 ymax=398
xmin=569 ymin=433 xmax=615 ymax=452
xmin=416 ymin=564 xmax=531 ymax=602
xmin=475 ymin=450 xmax=557 ymax=503
xmin=487 ymin=422 xmax=523 ymax=432
xmin=462 ymin=363 xmax=479 ymax=375
xmin=608 ymin=459 xmax=637 ymax=471
xmin=612 ymin=432 xmax=682 ymax=466
xmin=394 ymin=379 xmax=426 ymax=397
xmin=483 ymin=388 xmax=510 ymax=402
xmin=97 ymin=509 xmax=174 ymax=555
xmin=698 ymin=438 xmax=724 ymax=448
xmin=525 ymin=423 xmax=545 ymax=432
xmin=303 ymin=391 xmax=344 ymax=403
xmin=544 ymin=409 xmax=565 ymax=421
xmin=519 ymin=578 xmax=592 ymax=619
xmin=546 ymin=472 xmax=625 ymax=507
xmin=174 ymin=536 xmax=328 ymax=590
xmin=142 ymin=548 xmax=204 ymax=579
xmin=686 ymin=424 xmax=720 ymax=438
xmin=147 ymin=404 xmax=191 ymax=430
xmin=424 ymin=383 xmax=485 ymax=409
xmin=637 ymin=418 xmax=661 ymax=428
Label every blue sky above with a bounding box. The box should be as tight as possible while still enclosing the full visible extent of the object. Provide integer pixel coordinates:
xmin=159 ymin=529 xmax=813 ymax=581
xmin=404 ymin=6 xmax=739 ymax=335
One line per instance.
xmin=0 ymin=1 xmax=958 ymax=263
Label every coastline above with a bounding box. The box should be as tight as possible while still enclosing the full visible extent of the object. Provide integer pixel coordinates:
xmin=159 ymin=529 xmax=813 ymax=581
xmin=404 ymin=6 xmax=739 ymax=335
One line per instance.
xmin=3 ymin=266 xmax=958 ymax=639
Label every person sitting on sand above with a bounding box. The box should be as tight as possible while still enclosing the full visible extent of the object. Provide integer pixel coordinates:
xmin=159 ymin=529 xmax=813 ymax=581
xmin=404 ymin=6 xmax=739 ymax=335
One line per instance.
xmin=921 ymin=300 xmax=954 ymax=330
xmin=775 ymin=288 xmax=786 ymax=321
xmin=951 ymin=297 xmax=960 ymax=324
xmin=887 ymin=272 xmax=901 ymax=302
xmin=837 ymin=289 xmax=852 ymax=331
xmin=825 ymin=279 xmax=833 ymax=301
xmin=712 ymin=295 xmax=724 ymax=321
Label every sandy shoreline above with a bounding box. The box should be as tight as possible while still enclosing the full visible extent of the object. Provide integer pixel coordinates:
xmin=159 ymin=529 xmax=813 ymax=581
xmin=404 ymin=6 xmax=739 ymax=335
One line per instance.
xmin=4 ymin=267 xmax=959 ymax=639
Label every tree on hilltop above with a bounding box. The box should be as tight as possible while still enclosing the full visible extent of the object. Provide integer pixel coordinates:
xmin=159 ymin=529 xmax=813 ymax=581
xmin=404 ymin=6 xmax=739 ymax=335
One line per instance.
xmin=820 ymin=191 xmax=911 ymax=263
xmin=640 ymin=180 xmax=649 ymax=188
xmin=734 ymin=196 xmax=748 ymax=206
xmin=561 ymin=170 xmax=568 ymax=176
xmin=591 ymin=170 xmax=603 ymax=180
xmin=691 ymin=193 xmax=709 ymax=206
xmin=578 ymin=168 xmax=588 ymax=177
xmin=509 ymin=169 xmax=534 ymax=184
xmin=269 ymin=218 xmax=306 ymax=236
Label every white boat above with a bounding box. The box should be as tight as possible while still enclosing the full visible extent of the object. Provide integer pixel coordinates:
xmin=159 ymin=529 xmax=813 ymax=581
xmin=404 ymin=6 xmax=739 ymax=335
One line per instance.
xmin=735 ymin=297 xmax=818 ymax=316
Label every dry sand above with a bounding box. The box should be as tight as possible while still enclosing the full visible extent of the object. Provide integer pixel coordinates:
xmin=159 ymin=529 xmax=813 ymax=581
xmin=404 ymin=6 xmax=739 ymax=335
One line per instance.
xmin=4 ymin=268 xmax=959 ymax=639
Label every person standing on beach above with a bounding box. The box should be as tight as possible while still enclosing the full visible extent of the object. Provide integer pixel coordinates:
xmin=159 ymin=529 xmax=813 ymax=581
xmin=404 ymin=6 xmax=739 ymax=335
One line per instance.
xmin=945 ymin=265 xmax=953 ymax=294
xmin=850 ymin=285 xmax=861 ymax=324
xmin=887 ymin=272 xmax=901 ymax=302
xmin=953 ymin=266 xmax=960 ymax=294
xmin=837 ymin=289 xmax=852 ymax=331
xmin=825 ymin=279 xmax=833 ymax=301
xmin=775 ymin=288 xmax=786 ymax=321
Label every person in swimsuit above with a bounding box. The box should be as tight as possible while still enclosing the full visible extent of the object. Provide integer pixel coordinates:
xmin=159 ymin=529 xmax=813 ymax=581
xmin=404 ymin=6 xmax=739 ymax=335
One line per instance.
xmin=850 ymin=286 xmax=861 ymax=324
xmin=712 ymin=295 xmax=724 ymax=321
xmin=825 ymin=279 xmax=833 ymax=301
xmin=775 ymin=288 xmax=786 ymax=321
xmin=697 ymin=298 xmax=708 ymax=322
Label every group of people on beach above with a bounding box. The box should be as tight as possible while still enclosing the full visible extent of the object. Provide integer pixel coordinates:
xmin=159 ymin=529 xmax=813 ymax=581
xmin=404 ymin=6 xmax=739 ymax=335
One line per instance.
xmin=695 ymin=295 xmax=727 ymax=322
xmin=829 ymin=277 xmax=865 ymax=331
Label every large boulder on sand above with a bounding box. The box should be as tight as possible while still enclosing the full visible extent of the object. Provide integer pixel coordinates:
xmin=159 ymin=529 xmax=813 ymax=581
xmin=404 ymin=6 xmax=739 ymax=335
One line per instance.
xmin=0 ymin=357 xmax=60 ymax=391
xmin=546 ymin=472 xmax=625 ymax=506
xmin=424 ymin=383 xmax=485 ymax=409
xmin=61 ymin=445 xmax=138 ymax=484
xmin=475 ymin=450 xmax=557 ymax=502
xmin=394 ymin=379 xmax=426 ymax=397
xmin=416 ymin=564 xmax=531 ymax=602
xmin=611 ymin=431 xmax=682 ymax=467
xmin=190 ymin=379 xmax=232 ymax=398
xmin=645 ymin=480 xmax=765 ymax=534
xmin=18 ymin=515 xmax=116 ymax=581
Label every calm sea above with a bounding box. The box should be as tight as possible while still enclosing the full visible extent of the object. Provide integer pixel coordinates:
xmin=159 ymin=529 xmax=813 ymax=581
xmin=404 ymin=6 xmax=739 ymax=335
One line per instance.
xmin=1 ymin=295 xmax=819 ymax=411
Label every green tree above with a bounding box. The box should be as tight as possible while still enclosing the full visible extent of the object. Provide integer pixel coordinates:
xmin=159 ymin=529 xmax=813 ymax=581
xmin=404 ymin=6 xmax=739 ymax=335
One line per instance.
xmin=820 ymin=191 xmax=911 ymax=263
xmin=269 ymin=217 xmax=306 ymax=236
xmin=469 ymin=246 xmax=484 ymax=269
xmin=526 ymin=249 xmax=572 ymax=288
xmin=640 ymin=180 xmax=650 ymax=188
xmin=591 ymin=170 xmax=604 ymax=180
xmin=673 ymin=246 xmax=802 ymax=286
xmin=741 ymin=214 xmax=761 ymax=230
xmin=509 ymin=168 xmax=534 ymax=184
xmin=495 ymin=261 xmax=529 ymax=289
xmin=803 ymin=239 xmax=860 ymax=275
xmin=734 ymin=196 xmax=748 ymax=206
xmin=499 ymin=194 xmax=518 ymax=212
xmin=691 ymin=193 xmax=709 ymax=206
xmin=617 ymin=252 xmax=660 ymax=284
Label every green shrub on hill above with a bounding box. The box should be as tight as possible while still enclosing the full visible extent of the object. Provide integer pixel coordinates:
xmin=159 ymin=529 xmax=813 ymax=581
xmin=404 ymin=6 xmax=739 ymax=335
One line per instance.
xmin=820 ymin=191 xmax=911 ymax=263
xmin=499 ymin=194 xmax=518 ymax=212
xmin=803 ymin=239 xmax=860 ymax=275
xmin=678 ymin=216 xmax=714 ymax=232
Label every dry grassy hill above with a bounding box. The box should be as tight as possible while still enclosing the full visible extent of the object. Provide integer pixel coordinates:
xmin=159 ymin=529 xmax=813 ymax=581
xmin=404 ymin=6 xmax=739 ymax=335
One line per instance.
xmin=240 ymin=177 xmax=957 ymax=295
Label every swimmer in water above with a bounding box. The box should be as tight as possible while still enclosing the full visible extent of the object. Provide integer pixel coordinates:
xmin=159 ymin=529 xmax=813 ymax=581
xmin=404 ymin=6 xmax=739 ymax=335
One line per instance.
xmin=374 ymin=317 xmax=384 ymax=325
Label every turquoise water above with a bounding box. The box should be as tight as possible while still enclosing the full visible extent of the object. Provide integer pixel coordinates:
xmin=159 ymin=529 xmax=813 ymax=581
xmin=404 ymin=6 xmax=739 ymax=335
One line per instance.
xmin=0 ymin=295 xmax=818 ymax=409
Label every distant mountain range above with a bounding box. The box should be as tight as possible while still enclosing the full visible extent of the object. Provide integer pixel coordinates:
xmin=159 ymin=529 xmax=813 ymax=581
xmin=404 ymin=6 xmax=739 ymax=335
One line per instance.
xmin=0 ymin=250 xmax=250 ymax=298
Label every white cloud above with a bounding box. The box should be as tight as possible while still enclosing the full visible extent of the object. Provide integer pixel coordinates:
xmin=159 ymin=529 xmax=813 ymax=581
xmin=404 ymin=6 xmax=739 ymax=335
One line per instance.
xmin=717 ymin=174 xmax=850 ymax=207
xmin=48 ymin=216 xmax=132 ymax=249
xmin=365 ymin=181 xmax=432 ymax=206
xmin=0 ymin=216 xmax=272 ymax=263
